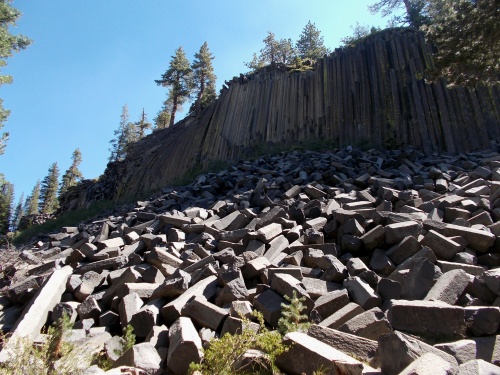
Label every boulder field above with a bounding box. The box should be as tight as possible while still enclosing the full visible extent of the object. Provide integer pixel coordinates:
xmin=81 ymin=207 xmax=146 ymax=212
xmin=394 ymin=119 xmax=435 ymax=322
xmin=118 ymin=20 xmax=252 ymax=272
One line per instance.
xmin=1 ymin=146 xmax=500 ymax=374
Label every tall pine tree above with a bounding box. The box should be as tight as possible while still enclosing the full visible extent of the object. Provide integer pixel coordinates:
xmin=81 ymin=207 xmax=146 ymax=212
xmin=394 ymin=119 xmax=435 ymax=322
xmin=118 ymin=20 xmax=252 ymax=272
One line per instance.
xmin=296 ymin=21 xmax=330 ymax=61
xmin=191 ymin=42 xmax=217 ymax=115
xmin=155 ymin=46 xmax=193 ymax=127
xmin=109 ymin=105 xmax=136 ymax=162
xmin=0 ymin=175 xmax=14 ymax=234
xmin=25 ymin=180 xmax=41 ymax=216
xmin=39 ymin=162 xmax=60 ymax=214
xmin=245 ymin=33 xmax=296 ymax=70
xmin=135 ymin=109 xmax=151 ymax=139
xmin=10 ymin=191 xmax=24 ymax=232
xmin=154 ymin=97 xmax=173 ymax=130
xmin=424 ymin=0 xmax=499 ymax=86
xmin=59 ymin=148 xmax=83 ymax=195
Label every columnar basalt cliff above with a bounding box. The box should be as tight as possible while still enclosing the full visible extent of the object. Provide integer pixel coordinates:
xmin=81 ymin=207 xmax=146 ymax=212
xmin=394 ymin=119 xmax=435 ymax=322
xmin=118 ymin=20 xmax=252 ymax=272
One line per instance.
xmin=60 ymin=28 xmax=500 ymax=210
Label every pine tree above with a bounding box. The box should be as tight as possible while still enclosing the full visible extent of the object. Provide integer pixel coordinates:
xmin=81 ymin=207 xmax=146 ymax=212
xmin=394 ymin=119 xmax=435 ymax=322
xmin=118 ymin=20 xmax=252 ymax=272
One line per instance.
xmin=424 ymin=0 xmax=499 ymax=86
xmin=25 ymin=180 xmax=40 ymax=216
xmin=155 ymin=46 xmax=193 ymax=127
xmin=39 ymin=162 xmax=60 ymax=214
xmin=59 ymin=148 xmax=83 ymax=195
xmin=244 ymin=52 xmax=266 ymax=71
xmin=0 ymin=0 xmax=31 ymax=155
xmin=10 ymin=192 xmax=24 ymax=231
xmin=340 ymin=23 xmax=382 ymax=47
xmin=296 ymin=21 xmax=330 ymax=61
xmin=276 ymin=38 xmax=296 ymax=64
xmin=245 ymin=33 xmax=296 ymax=70
xmin=135 ymin=108 xmax=151 ymax=139
xmin=261 ymin=31 xmax=279 ymax=65
xmin=0 ymin=175 xmax=14 ymax=234
xmin=109 ymin=104 xmax=136 ymax=162
xmin=368 ymin=0 xmax=430 ymax=28
xmin=191 ymin=42 xmax=217 ymax=115
xmin=154 ymin=97 xmax=172 ymax=131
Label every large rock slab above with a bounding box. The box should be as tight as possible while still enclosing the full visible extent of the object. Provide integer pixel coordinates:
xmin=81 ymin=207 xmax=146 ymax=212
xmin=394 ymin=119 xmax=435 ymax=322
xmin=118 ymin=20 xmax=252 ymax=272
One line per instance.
xmin=308 ymin=324 xmax=380 ymax=368
xmin=112 ymin=342 xmax=161 ymax=373
xmin=398 ymin=352 xmax=456 ymax=375
xmin=167 ymin=317 xmax=203 ymax=374
xmin=276 ymin=331 xmax=377 ymax=375
xmin=161 ymin=275 xmax=218 ymax=325
xmin=0 ymin=265 xmax=73 ymax=362
xmin=387 ymin=300 xmax=466 ymax=342
xmin=378 ymin=331 xmax=459 ymax=375
xmin=424 ymin=269 xmax=469 ymax=305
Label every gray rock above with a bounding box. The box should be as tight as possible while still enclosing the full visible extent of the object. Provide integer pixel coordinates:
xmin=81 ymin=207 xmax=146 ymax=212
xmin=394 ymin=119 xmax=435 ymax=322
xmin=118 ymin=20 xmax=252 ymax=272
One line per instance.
xmin=112 ymin=342 xmax=161 ymax=373
xmin=307 ymin=324 xmax=380 ymax=368
xmin=343 ymin=276 xmax=381 ymax=310
xmin=319 ymin=302 xmax=364 ymax=329
xmin=276 ymin=331 xmax=373 ymax=375
xmin=313 ymin=289 xmax=350 ymax=320
xmin=338 ymin=307 xmax=392 ymax=341
xmin=253 ymin=289 xmax=286 ymax=327
xmin=129 ymin=298 xmax=165 ymax=338
xmin=398 ymin=352 xmax=456 ymax=375
xmin=378 ymin=331 xmax=459 ymax=375
xmin=182 ymin=296 xmax=228 ymax=331
xmin=387 ymin=300 xmax=465 ymax=342
xmin=458 ymin=359 xmax=500 ymax=374
xmin=464 ymin=306 xmax=500 ymax=336
xmin=167 ymin=317 xmax=203 ymax=374
xmin=425 ymin=269 xmax=470 ymax=305
xmin=434 ymin=339 xmax=477 ymax=365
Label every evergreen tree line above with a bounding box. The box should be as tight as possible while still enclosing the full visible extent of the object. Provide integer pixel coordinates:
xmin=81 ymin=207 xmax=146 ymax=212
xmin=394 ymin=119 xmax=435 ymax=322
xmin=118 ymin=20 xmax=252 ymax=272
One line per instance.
xmin=245 ymin=20 xmax=331 ymax=71
xmin=108 ymin=42 xmax=217 ymax=163
xmin=108 ymin=105 xmax=151 ymax=163
xmin=0 ymin=148 xmax=83 ymax=234
xmin=155 ymin=41 xmax=217 ymax=129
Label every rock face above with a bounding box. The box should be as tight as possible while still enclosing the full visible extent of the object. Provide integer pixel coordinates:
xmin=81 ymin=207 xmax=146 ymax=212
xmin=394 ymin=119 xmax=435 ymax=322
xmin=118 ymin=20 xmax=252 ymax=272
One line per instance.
xmin=2 ymin=145 xmax=500 ymax=373
xmin=59 ymin=28 xmax=500 ymax=211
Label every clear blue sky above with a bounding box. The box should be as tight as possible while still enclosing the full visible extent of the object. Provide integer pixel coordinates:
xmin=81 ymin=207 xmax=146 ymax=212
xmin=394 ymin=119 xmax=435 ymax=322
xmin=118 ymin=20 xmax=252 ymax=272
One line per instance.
xmin=0 ymin=0 xmax=388 ymax=206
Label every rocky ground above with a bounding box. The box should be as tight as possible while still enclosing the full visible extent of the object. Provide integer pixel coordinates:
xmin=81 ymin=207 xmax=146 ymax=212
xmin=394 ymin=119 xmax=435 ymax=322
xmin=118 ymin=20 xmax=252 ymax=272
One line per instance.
xmin=1 ymin=145 xmax=500 ymax=374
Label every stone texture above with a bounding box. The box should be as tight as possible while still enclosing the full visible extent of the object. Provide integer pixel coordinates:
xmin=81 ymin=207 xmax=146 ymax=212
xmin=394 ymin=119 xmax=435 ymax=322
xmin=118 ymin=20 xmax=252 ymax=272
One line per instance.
xmin=167 ymin=317 xmax=203 ymax=374
xmin=112 ymin=342 xmax=161 ymax=373
xmin=0 ymin=265 xmax=73 ymax=361
xmin=378 ymin=331 xmax=459 ymax=375
xmin=434 ymin=339 xmax=477 ymax=364
xmin=424 ymin=269 xmax=469 ymax=305
xmin=387 ymin=300 xmax=466 ymax=342
xmin=307 ymin=324 xmax=380 ymax=368
xmin=276 ymin=331 xmax=371 ymax=375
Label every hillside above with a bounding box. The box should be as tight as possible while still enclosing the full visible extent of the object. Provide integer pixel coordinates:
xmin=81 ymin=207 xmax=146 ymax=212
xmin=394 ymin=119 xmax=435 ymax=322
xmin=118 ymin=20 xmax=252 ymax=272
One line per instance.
xmin=1 ymin=145 xmax=500 ymax=374
xmin=59 ymin=28 xmax=500 ymax=212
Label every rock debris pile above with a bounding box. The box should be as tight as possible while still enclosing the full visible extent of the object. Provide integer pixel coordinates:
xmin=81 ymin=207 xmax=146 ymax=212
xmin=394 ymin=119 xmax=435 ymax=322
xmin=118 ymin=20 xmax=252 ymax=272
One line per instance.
xmin=1 ymin=146 xmax=500 ymax=374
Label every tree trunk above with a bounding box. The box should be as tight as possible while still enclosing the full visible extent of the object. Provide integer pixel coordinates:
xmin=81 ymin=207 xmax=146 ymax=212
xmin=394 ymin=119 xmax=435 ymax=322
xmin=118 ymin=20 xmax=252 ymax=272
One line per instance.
xmin=169 ymin=95 xmax=178 ymax=127
xmin=196 ymin=73 xmax=205 ymax=115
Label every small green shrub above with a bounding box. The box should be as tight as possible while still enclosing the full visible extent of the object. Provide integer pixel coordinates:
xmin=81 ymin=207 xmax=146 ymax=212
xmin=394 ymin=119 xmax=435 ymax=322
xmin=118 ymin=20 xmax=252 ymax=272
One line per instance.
xmin=189 ymin=311 xmax=287 ymax=375
xmin=94 ymin=324 xmax=136 ymax=371
xmin=277 ymin=290 xmax=310 ymax=335
xmin=0 ymin=313 xmax=91 ymax=375
xmin=122 ymin=324 xmax=136 ymax=352
xmin=190 ymin=290 xmax=316 ymax=374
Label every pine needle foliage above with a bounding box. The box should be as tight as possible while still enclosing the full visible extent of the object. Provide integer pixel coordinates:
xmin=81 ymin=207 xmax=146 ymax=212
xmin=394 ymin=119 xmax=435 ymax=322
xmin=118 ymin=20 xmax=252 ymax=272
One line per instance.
xmin=0 ymin=313 xmax=91 ymax=375
xmin=277 ymin=290 xmax=310 ymax=335
xmin=189 ymin=311 xmax=287 ymax=375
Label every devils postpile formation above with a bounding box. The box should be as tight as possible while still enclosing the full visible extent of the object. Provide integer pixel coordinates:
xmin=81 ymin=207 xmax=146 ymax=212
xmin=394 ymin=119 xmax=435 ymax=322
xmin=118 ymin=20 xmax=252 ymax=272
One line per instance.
xmin=0 ymin=145 xmax=499 ymax=374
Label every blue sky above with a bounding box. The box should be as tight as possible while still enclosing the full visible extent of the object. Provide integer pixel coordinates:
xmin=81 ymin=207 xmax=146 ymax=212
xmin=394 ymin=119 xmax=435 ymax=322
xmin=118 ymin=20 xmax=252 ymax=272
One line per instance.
xmin=0 ymin=0 xmax=388 ymax=205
